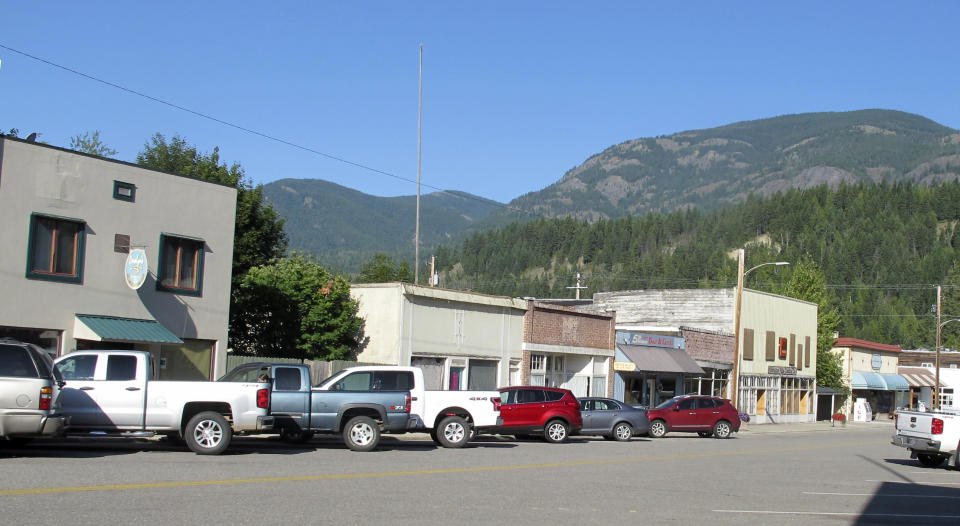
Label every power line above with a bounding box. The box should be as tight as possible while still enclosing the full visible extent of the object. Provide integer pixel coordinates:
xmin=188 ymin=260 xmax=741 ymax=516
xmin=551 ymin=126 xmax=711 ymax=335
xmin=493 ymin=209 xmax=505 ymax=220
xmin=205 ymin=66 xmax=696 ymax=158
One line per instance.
xmin=0 ymin=42 xmax=533 ymax=217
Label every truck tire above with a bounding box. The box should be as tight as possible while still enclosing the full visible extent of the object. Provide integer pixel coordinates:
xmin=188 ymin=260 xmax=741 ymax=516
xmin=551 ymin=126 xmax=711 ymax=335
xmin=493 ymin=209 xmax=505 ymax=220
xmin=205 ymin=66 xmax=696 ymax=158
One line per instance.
xmin=185 ymin=411 xmax=232 ymax=455
xmin=343 ymin=416 xmax=379 ymax=452
xmin=917 ymin=453 xmax=945 ymax=468
xmin=436 ymin=416 xmax=470 ymax=448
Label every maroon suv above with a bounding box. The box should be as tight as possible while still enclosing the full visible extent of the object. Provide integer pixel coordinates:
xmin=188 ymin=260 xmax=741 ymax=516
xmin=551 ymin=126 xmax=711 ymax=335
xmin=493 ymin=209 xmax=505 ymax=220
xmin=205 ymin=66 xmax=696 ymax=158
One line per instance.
xmin=646 ymin=395 xmax=741 ymax=439
xmin=492 ymin=386 xmax=582 ymax=443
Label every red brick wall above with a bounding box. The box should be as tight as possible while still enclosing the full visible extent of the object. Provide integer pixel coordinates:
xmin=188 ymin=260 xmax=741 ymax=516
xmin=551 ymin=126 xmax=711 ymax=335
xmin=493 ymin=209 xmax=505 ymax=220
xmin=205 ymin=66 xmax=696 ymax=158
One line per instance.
xmin=525 ymin=303 xmax=614 ymax=349
xmin=681 ymin=327 xmax=734 ymax=365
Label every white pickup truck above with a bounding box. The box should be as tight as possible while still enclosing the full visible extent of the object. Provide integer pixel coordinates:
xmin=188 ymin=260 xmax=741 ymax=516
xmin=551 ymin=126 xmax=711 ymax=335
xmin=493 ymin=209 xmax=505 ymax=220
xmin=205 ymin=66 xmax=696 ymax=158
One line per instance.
xmin=892 ymin=408 xmax=960 ymax=469
xmin=53 ymin=350 xmax=273 ymax=455
xmin=315 ymin=366 xmax=501 ymax=448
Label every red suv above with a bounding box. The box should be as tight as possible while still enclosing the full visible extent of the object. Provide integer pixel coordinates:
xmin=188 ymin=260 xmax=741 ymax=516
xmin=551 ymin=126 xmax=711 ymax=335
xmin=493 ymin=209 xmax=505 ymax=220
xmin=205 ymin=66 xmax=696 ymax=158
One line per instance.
xmin=646 ymin=395 xmax=741 ymax=439
xmin=493 ymin=387 xmax=582 ymax=443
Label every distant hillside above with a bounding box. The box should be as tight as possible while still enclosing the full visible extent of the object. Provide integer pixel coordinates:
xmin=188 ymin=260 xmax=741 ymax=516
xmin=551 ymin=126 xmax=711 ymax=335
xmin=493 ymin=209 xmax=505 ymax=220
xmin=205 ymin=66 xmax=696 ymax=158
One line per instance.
xmin=494 ymin=109 xmax=960 ymax=222
xmin=262 ymin=179 xmax=501 ymax=272
xmin=265 ymin=110 xmax=960 ymax=272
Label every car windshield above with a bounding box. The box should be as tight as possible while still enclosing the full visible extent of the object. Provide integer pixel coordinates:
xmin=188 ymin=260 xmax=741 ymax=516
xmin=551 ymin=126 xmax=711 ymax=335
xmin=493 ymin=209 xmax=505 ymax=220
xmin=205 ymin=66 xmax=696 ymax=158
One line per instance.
xmin=654 ymin=397 xmax=679 ymax=410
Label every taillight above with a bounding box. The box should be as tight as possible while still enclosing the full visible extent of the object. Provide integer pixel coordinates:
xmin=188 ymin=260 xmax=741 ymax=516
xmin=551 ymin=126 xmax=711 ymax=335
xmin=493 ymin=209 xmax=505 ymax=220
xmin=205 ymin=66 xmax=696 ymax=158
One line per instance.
xmin=39 ymin=386 xmax=52 ymax=411
xmin=932 ymin=418 xmax=944 ymax=435
xmin=257 ymin=388 xmax=269 ymax=409
xmin=492 ymin=397 xmax=501 ymax=412
xmin=404 ymin=393 xmax=411 ymax=413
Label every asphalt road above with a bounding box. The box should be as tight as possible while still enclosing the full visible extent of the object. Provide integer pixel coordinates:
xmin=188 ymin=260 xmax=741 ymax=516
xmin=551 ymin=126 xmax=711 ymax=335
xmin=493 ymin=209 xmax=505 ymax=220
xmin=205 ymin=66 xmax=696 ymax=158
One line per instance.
xmin=1 ymin=424 xmax=958 ymax=525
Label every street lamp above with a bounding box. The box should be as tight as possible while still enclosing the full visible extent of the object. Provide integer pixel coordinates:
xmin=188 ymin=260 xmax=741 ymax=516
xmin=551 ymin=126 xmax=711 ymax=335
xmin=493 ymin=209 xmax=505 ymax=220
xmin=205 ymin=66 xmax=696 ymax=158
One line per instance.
xmin=934 ymin=317 xmax=960 ymax=410
xmin=729 ymin=249 xmax=790 ymax=409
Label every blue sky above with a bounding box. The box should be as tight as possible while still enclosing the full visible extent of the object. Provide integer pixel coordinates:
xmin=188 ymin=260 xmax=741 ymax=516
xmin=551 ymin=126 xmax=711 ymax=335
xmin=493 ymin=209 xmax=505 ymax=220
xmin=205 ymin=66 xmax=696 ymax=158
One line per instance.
xmin=2 ymin=2 xmax=958 ymax=204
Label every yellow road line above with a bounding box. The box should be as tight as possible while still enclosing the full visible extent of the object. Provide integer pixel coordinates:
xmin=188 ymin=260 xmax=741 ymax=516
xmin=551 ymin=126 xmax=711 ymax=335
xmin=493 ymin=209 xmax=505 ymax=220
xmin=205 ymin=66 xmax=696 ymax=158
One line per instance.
xmin=0 ymin=442 xmax=847 ymax=497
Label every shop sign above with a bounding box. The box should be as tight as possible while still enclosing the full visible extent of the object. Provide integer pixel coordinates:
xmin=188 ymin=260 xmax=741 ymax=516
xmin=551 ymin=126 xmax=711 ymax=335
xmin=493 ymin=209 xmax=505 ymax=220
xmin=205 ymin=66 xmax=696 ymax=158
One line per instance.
xmin=614 ymin=361 xmax=637 ymax=372
xmin=124 ymin=248 xmax=148 ymax=290
xmin=768 ymin=366 xmax=797 ymax=376
xmin=871 ymin=353 xmax=882 ymax=371
xmin=616 ymin=331 xmax=684 ymax=349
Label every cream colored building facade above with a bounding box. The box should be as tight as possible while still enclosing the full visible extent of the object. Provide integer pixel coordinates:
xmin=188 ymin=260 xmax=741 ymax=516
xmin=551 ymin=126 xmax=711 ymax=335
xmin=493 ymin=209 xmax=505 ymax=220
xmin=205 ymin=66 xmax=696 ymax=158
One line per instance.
xmin=830 ymin=338 xmax=908 ymax=420
xmin=735 ymin=289 xmax=818 ymax=423
xmin=350 ymin=283 xmax=527 ymax=390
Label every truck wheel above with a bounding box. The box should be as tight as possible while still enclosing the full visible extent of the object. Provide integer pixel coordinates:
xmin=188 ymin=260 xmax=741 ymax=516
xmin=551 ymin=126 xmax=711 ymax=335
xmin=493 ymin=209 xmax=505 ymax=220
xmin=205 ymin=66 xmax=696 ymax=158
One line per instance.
xmin=343 ymin=416 xmax=379 ymax=452
xmin=185 ymin=411 xmax=232 ymax=455
xmin=917 ymin=453 xmax=945 ymax=468
xmin=436 ymin=416 xmax=470 ymax=448
xmin=544 ymin=420 xmax=569 ymax=443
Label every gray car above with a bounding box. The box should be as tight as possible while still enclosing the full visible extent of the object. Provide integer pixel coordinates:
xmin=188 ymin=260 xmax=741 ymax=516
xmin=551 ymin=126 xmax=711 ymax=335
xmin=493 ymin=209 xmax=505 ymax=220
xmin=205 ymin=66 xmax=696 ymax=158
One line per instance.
xmin=578 ymin=397 xmax=649 ymax=441
xmin=1 ymin=338 xmax=67 ymax=443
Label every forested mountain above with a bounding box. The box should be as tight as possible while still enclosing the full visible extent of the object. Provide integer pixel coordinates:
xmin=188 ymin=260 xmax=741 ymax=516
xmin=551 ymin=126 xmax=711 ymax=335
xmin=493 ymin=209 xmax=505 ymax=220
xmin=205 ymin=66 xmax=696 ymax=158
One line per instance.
xmin=437 ymin=182 xmax=960 ymax=349
xmin=492 ymin=109 xmax=960 ymax=222
xmin=267 ymin=110 xmax=959 ymax=275
xmin=262 ymin=178 xmax=501 ymax=272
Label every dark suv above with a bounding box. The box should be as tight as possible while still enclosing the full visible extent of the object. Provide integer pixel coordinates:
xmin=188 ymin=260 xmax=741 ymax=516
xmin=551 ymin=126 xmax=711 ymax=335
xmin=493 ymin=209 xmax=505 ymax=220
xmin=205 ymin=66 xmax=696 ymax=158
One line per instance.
xmin=1 ymin=339 xmax=66 ymax=443
xmin=645 ymin=395 xmax=741 ymax=439
xmin=492 ymin=386 xmax=582 ymax=443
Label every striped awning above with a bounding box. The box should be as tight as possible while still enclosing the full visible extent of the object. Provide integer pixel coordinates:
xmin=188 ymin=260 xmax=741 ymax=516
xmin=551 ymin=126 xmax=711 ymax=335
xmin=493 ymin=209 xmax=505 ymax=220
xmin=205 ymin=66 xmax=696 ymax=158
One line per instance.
xmin=851 ymin=370 xmax=885 ymax=389
xmin=898 ymin=366 xmax=939 ymax=387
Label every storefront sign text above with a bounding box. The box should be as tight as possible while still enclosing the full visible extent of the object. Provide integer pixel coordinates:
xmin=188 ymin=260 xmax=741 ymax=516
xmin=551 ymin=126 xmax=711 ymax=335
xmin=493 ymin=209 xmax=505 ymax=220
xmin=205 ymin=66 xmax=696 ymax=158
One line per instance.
xmin=616 ymin=331 xmax=684 ymax=349
xmin=768 ymin=366 xmax=797 ymax=376
xmin=614 ymin=361 xmax=637 ymax=372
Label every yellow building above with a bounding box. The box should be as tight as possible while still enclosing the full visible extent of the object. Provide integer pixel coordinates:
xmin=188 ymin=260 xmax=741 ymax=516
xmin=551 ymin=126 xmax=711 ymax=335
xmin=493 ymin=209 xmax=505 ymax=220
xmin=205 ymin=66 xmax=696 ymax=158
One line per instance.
xmin=830 ymin=338 xmax=909 ymax=420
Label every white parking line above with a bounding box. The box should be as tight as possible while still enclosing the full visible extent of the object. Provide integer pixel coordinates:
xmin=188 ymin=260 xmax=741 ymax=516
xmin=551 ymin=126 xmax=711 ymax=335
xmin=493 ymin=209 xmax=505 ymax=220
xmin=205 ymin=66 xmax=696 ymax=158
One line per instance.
xmin=805 ymin=491 xmax=960 ymax=500
xmin=715 ymin=510 xmax=960 ymax=519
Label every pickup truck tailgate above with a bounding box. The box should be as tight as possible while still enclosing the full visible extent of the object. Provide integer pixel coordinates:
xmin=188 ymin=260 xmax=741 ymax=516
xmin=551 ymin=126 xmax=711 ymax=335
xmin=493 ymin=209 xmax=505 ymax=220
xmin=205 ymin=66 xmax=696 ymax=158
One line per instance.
xmin=896 ymin=412 xmax=936 ymax=438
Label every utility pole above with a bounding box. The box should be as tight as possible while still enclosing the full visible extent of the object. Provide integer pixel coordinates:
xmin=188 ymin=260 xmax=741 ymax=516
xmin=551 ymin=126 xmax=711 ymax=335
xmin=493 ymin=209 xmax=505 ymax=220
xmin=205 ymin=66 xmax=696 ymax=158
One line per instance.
xmin=730 ymin=249 xmax=745 ymax=408
xmin=936 ymin=285 xmax=942 ymax=410
xmin=566 ymin=272 xmax=587 ymax=300
xmin=414 ymin=44 xmax=423 ymax=285
xmin=429 ymin=256 xmax=436 ymax=287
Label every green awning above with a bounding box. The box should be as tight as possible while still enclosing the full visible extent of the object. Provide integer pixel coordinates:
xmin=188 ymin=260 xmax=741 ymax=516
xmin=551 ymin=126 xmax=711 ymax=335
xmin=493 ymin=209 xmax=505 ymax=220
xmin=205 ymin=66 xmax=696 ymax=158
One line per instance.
xmin=74 ymin=314 xmax=183 ymax=344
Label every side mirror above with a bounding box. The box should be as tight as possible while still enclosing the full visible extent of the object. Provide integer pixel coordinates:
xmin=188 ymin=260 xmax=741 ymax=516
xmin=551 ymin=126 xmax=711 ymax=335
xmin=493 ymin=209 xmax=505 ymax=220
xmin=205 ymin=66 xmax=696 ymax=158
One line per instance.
xmin=672 ymin=406 xmax=680 ymax=411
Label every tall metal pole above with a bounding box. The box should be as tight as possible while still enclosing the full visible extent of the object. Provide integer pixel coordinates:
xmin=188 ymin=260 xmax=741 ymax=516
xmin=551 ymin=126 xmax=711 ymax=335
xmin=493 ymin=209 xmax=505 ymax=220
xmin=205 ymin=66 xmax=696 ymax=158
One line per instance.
xmin=730 ymin=249 xmax=745 ymax=408
xmin=414 ymin=44 xmax=422 ymax=285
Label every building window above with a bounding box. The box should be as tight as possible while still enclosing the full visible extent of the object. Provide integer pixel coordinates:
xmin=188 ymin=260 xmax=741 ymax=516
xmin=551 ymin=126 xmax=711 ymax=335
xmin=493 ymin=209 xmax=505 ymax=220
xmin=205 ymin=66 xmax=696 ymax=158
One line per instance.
xmin=26 ymin=213 xmax=85 ymax=284
xmin=530 ymin=354 xmax=546 ymax=386
xmin=940 ymin=388 xmax=954 ymax=408
xmin=157 ymin=234 xmax=204 ymax=295
xmin=113 ymin=181 xmax=136 ymax=202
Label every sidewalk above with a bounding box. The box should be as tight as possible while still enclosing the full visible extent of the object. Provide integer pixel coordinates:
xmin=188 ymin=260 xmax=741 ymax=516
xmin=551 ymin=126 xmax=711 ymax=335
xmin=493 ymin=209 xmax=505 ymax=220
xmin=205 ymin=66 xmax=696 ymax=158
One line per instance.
xmin=738 ymin=419 xmax=895 ymax=434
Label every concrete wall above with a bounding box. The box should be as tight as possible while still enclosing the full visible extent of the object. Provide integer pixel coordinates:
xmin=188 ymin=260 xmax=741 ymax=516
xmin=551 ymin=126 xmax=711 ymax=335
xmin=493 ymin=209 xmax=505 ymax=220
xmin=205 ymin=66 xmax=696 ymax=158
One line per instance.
xmin=0 ymin=138 xmax=236 ymax=377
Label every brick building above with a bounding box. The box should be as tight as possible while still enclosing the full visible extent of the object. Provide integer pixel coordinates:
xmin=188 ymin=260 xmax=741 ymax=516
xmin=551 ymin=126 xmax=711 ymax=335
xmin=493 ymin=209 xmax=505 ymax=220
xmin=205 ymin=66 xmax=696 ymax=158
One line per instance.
xmin=680 ymin=326 xmax=734 ymax=397
xmin=521 ymin=302 xmax=615 ymax=397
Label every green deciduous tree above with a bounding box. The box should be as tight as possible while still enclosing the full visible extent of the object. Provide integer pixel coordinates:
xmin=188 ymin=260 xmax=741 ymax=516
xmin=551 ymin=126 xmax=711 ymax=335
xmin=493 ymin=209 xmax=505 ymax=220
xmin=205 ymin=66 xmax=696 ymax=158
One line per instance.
xmin=778 ymin=255 xmax=847 ymax=392
xmin=70 ymin=130 xmax=117 ymax=157
xmin=232 ymin=255 xmax=365 ymax=360
xmin=355 ymin=253 xmax=413 ymax=283
xmin=136 ymin=134 xmax=288 ymax=349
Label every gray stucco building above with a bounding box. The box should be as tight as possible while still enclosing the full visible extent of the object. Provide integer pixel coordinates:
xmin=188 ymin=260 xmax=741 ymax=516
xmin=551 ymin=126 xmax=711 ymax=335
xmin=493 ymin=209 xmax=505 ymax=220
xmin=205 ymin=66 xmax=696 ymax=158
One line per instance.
xmin=0 ymin=136 xmax=236 ymax=379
